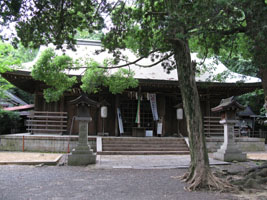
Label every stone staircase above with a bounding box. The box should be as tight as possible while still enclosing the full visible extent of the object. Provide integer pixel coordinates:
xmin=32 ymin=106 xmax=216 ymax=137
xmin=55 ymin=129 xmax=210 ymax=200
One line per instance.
xmin=99 ymin=137 xmax=190 ymax=155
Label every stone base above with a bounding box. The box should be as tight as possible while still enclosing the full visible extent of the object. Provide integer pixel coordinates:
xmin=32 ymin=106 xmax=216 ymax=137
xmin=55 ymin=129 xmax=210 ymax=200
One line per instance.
xmin=213 ymin=148 xmax=247 ymax=162
xmin=68 ymin=145 xmax=96 ymax=166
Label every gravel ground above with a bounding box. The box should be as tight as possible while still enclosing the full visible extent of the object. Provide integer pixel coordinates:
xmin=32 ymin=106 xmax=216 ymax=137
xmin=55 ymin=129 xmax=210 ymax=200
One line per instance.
xmin=0 ymin=165 xmax=238 ymax=200
xmin=0 ymin=152 xmax=266 ymax=200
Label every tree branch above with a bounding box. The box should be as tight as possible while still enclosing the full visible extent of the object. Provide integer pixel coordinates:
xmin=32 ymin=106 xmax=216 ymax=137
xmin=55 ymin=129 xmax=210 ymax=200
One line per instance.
xmin=145 ymin=11 xmax=168 ymax=16
xmin=217 ymin=26 xmax=247 ymax=35
xmin=189 ymin=26 xmax=247 ymax=37
xmin=67 ymin=50 xmax=173 ymax=70
xmin=131 ymin=53 xmax=174 ymax=68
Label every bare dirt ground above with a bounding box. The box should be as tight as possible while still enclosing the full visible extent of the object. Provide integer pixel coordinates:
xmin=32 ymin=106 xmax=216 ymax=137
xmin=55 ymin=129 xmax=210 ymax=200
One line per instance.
xmin=247 ymin=152 xmax=267 ymax=160
xmin=0 ymin=152 xmax=62 ymax=164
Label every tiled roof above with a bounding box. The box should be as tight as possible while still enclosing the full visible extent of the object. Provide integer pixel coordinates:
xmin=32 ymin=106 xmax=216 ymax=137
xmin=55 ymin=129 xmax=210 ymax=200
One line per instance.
xmin=21 ymin=39 xmax=260 ymax=83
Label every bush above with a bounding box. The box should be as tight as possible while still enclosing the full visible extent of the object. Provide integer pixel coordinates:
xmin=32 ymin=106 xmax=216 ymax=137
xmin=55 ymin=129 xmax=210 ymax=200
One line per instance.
xmin=0 ymin=109 xmax=21 ymax=135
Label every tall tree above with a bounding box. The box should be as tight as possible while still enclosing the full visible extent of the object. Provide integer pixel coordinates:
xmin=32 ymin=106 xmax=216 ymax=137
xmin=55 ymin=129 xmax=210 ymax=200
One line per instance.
xmin=101 ymin=0 xmax=237 ymax=191
xmin=0 ymin=0 xmax=240 ymax=190
xmin=241 ymin=1 xmax=267 ymax=99
xmin=0 ymin=0 xmax=107 ymax=49
xmin=192 ymin=1 xmax=267 ymax=111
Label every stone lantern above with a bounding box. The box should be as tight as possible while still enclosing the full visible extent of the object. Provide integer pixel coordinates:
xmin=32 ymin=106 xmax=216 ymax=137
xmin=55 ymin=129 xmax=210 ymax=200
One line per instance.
xmin=68 ymin=93 xmax=99 ymax=165
xmin=211 ymin=96 xmax=247 ymax=162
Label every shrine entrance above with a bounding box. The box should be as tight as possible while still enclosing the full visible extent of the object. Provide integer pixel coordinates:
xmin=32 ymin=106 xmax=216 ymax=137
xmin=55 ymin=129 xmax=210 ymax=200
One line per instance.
xmin=120 ymin=99 xmax=154 ymax=136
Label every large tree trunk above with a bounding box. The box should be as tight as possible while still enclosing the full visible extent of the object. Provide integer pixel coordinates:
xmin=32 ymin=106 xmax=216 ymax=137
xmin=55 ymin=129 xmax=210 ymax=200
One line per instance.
xmin=173 ymin=40 xmax=231 ymax=190
xmin=259 ymin=68 xmax=267 ymax=111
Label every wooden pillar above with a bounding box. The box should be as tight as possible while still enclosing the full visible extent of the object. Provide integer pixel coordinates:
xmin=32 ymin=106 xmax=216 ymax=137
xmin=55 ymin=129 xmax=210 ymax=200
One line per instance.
xmin=206 ymin=94 xmax=210 ymax=117
xmin=59 ymin=96 xmax=65 ymax=134
xmin=54 ymin=101 xmax=57 ymax=112
xmin=34 ymin=93 xmax=38 ymax=111
xmin=60 ymin=96 xmax=64 ymax=112
xmin=42 ymin=97 xmax=46 ymax=111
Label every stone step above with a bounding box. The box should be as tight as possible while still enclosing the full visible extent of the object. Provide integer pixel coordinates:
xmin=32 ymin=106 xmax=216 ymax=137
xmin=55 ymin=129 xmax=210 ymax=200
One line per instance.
xmin=100 ymin=137 xmax=189 ymax=155
xmin=102 ymin=137 xmax=185 ymax=142
xmin=98 ymin=137 xmax=189 ymax=155
xmin=103 ymin=144 xmax=188 ymax=148
xmin=98 ymin=151 xmax=190 ymax=155
xmin=102 ymin=142 xmax=187 ymax=146
xmin=102 ymin=140 xmax=187 ymax=145
xmin=102 ymin=147 xmax=189 ymax=151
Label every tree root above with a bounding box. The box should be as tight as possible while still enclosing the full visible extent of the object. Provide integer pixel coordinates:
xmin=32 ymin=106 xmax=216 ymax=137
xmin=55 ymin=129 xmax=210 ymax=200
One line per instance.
xmin=244 ymin=162 xmax=267 ymax=175
xmin=180 ymin=168 xmax=236 ymax=192
xmin=232 ymin=163 xmax=267 ymax=190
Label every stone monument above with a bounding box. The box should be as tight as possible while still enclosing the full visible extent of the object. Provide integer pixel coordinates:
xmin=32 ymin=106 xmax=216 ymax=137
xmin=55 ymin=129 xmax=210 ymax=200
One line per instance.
xmin=212 ymin=96 xmax=247 ymax=162
xmin=68 ymin=93 xmax=99 ymax=165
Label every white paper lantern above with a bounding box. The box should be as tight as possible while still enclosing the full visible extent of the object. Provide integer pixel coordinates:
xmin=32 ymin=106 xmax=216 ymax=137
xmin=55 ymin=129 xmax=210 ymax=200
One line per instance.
xmin=101 ymin=106 xmax=108 ymax=118
xmin=176 ymin=108 xmax=183 ymax=120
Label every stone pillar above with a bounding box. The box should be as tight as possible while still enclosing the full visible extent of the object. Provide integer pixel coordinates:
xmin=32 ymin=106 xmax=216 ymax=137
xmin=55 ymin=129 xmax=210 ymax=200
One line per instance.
xmin=68 ymin=120 xmax=96 ymax=165
xmin=213 ymin=119 xmax=246 ymax=162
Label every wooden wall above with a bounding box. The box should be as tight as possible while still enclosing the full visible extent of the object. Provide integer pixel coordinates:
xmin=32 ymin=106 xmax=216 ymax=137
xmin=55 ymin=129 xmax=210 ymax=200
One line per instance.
xmin=33 ymin=89 xmax=229 ymax=137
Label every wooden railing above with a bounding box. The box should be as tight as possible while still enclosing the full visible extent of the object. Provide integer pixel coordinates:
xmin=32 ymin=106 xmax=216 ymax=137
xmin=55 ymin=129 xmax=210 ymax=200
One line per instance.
xmin=204 ymin=116 xmax=224 ymax=137
xmin=27 ymin=111 xmax=68 ymax=135
xmin=203 ymin=116 xmax=240 ymax=137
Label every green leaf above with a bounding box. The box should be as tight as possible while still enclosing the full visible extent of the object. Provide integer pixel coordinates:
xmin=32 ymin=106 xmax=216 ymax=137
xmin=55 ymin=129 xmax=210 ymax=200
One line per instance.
xmin=31 ymin=48 xmax=77 ymax=102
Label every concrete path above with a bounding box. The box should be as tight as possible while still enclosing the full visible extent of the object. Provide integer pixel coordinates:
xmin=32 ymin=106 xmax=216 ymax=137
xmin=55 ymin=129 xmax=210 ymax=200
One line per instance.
xmin=93 ymin=154 xmax=228 ymax=169
xmin=1 ymin=151 xmax=267 ymax=169
xmin=0 ymin=151 xmax=228 ymax=168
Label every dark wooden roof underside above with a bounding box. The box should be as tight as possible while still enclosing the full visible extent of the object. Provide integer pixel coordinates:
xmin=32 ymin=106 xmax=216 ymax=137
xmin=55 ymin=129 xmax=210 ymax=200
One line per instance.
xmin=1 ymin=70 xmax=261 ymax=99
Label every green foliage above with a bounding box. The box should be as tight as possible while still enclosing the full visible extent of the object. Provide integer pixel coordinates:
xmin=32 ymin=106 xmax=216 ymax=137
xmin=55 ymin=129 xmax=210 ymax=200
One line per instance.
xmin=237 ymin=89 xmax=264 ymax=115
xmin=75 ymin=30 xmax=102 ymax=40
xmin=32 ymin=50 xmax=138 ymax=102
xmin=0 ymin=42 xmax=38 ymax=98
xmin=105 ymin=68 xmax=138 ymax=94
xmin=31 ymin=48 xmax=77 ymax=102
xmin=8 ymin=87 xmax=34 ymax=104
xmin=190 ymin=1 xmax=267 ymax=114
xmin=220 ymin=57 xmax=258 ymax=78
xmin=191 ymin=1 xmax=267 ymax=77
xmin=81 ymin=60 xmax=138 ymax=94
xmin=1 ymin=0 xmax=106 ymax=50
xmin=12 ymin=43 xmax=39 ymax=63
xmin=0 ymin=42 xmax=20 ymax=72
xmin=212 ymin=33 xmax=258 ymax=78
xmin=0 ymin=77 xmax=13 ymax=98
xmin=0 ymin=42 xmax=20 ymax=97
xmin=81 ymin=60 xmax=106 ymax=94
xmin=213 ymin=70 xmax=232 ymax=82
xmin=0 ymin=109 xmax=20 ymax=135
xmin=0 ymin=42 xmax=38 ymax=68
